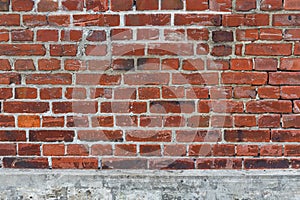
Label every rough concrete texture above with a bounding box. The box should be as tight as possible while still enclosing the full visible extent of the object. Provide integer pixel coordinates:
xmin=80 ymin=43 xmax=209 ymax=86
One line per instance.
xmin=0 ymin=170 xmax=299 ymax=199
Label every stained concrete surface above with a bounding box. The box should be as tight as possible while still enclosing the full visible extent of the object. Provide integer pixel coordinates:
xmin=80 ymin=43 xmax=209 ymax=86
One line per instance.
xmin=0 ymin=170 xmax=299 ymax=199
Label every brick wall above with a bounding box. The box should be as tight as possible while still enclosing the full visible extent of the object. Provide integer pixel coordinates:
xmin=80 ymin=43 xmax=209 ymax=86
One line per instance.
xmin=0 ymin=0 xmax=299 ymax=170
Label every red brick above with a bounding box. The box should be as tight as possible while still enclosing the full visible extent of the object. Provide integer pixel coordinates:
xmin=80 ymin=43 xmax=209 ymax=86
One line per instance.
xmin=11 ymin=29 xmax=33 ymax=41
xmin=40 ymin=88 xmax=62 ymax=99
xmin=91 ymin=144 xmax=112 ymax=156
xmin=12 ymin=0 xmax=33 ymax=11
xmin=0 ymin=88 xmax=12 ymax=99
xmin=260 ymin=145 xmax=282 ymax=156
xmin=137 ymin=28 xmax=159 ymax=40
xmin=164 ymin=144 xmax=186 ymax=156
xmin=62 ymin=0 xmax=84 ymax=10
xmin=211 ymin=45 xmax=232 ymax=56
xmin=52 ymin=157 xmax=98 ymax=169
xmin=115 ymin=144 xmax=137 ymax=156
xmin=0 ymin=14 xmax=20 ymax=26
xmin=211 ymin=115 xmax=232 ymax=128
xmin=3 ymin=157 xmax=48 ymax=169
xmin=53 ymin=101 xmax=97 ymax=114
xmin=258 ymin=115 xmax=281 ymax=128
xmin=15 ymin=87 xmax=37 ymax=99
xmin=225 ymin=130 xmax=270 ymax=142
xmin=233 ymin=86 xmax=256 ymax=99
xmin=78 ymin=130 xmax=123 ymax=142
xmin=280 ymin=58 xmax=300 ymax=71
xmin=140 ymin=115 xmax=163 ymax=127
xmin=222 ymin=72 xmax=267 ymax=85
xmin=126 ymin=14 xmax=170 ymax=26
xmin=162 ymin=87 xmax=185 ymax=100
xmin=186 ymin=0 xmax=208 ymax=10
xmin=136 ymin=0 xmax=158 ymax=10
xmin=282 ymin=115 xmax=300 ymax=128
xmin=15 ymin=59 xmax=35 ymax=71
xmin=37 ymin=0 xmax=58 ymax=11
xmin=0 ymin=144 xmax=16 ymax=156
xmin=111 ymin=0 xmax=132 ymax=11
xmin=187 ymin=115 xmax=209 ymax=127
xmin=64 ymin=59 xmax=84 ymax=71
xmin=50 ymin=44 xmax=77 ymax=56
xmin=284 ymin=29 xmax=300 ymax=41
xmin=0 ymin=44 xmax=45 ymax=56
xmin=175 ymin=14 xmax=221 ymax=26
xmin=18 ymin=115 xmax=40 ymax=127
xmin=260 ymin=28 xmax=282 ymax=40
xmin=38 ymin=59 xmax=61 ymax=71
xmin=29 ymin=130 xmax=74 ymax=142
xmin=236 ymin=0 xmax=256 ymax=11
xmin=213 ymin=144 xmax=235 ymax=156
xmin=149 ymin=158 xmax=194 ymax=170
xmin=67 ymin=116 xmax=89 ymax=127
xmin=0 ymin=0 xmax=9 ymax=11
xmin=272 ymin=130 xmax=300 ymax=142
xmin=236 ymin=29 xmax=259 ymax=41
xmin=254 ymin=58 xmax=278 ymax=71
xmin=231 ymin=59 xmax=253 ymax=70
xmin=86 ymin=0 xmax=108 ymax=11
xmin=85 ymin=45 xmax=107 ymax=56
xmin=4 ymin=102 xmax=49 ymax=113
xmin=176 ymin=130 xmax=221 ymax=142
xmin=212 ymin=31 xmax=233 ymax=42
xmin=161 ymin=0 xmax=183 ymax=10
xmin=223 ymin=14 xmax=269 ymax=27
xmin=111 ymin=28 xmax=132 ymax=40
xmin=126 ymin=130 xmax=171 ymax=142
xmin=26 ymin=73 xmax=72 ymax=85
xmin=207 ymin=59 xmax=230 ymax=70
xmin=61 ymin=30 xmax=83 ymax=42
xmin=103 ymin=158 xmax=147 ymax=169
xmin=210 ymin=0 xmax=231 ymax=11
xmin=0 ymin=130 xmax=26 ymax=141
xmin=246 ymin=100 xmax=292 ymax=113
xmin=18 ymin=143 xmax=40 ymax=156
xmin=37 ymin=30 xmax=59 ymax=42
xmin=281 ymin=86 xmax=300 ymax=99
xmin=260 ymin=0 xmax=282 ymax=11
xmin=197 ymin=158 xmax=242 ymax=169
xmin=23 ymin=15 xmax=47 ymax=27
xmin=0 ymin=29 xmax=8 ymax=42
xmin=140 ymin=144 xmax=161 ymax=156
xmin=76 ymin=74 xmax=121 ymax=85
xmin=101 ymin=102 xmax=146 ymax=114
xmin=257 ymin=87 xmax=280 ymax=99
xmin=189 ymin=144 xmax=212 ymax=156
xmin=244 ymin=159 xmax=289 ymax=169
xmin=284 ymin=0 xmax=300 ymax=10
xmin=245 ymin=43 xmax=292 ymax=56
xmin=285 ymin=145 xmax=300 ymax=156
xmin=273 ymin=14 xmax=300 ymax=26
xmin=234 ymin=115 xmax=256 ymax=127
xmin=43 ymin=144 xmax=65 ymax=156
xmin=67 ymin=144 xmax=89 ymax=156
xmin=210 ymin=87 xmax=232 ymax=99
xmin=187 ymin=28 xmax=209 ymax=40
xmin=73 ymin=14 xmax=119 ymax=26
xmin=269 ymin=72 xmax=300 ymax=85
xmin=49 ymin=15 xmax=70 ymax=26
xmin=0 ymin=115 xmax=15 ymax=127
xmin=91 ymin=116 xmax=113 ymax=127
xmin=42 ymin=116 xmax=64 ymax=127
xmin=236 ymin=145 xmax=258 ymax=156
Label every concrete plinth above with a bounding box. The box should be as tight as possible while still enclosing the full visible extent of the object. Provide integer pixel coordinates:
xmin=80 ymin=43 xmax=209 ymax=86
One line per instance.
xmin=0 ymin=170 xmax=299 ymax=199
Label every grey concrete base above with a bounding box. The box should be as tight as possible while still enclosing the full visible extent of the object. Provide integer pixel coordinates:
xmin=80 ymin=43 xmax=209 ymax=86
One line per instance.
xmin=1 ymin=170 xmax=300 ymax=199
